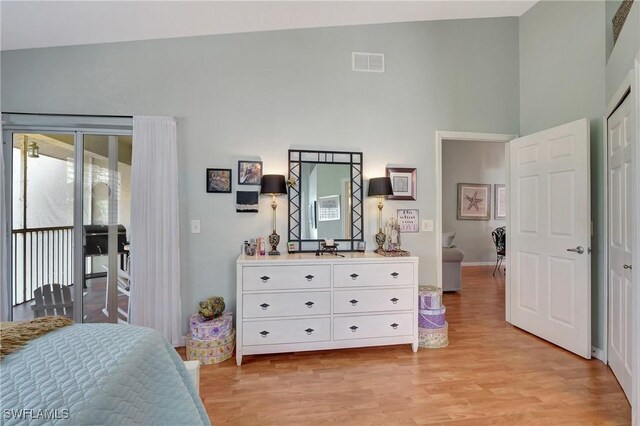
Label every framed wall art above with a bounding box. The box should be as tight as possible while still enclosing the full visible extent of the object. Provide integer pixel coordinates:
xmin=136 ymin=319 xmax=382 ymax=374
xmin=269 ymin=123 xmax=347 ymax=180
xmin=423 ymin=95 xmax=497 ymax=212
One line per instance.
xmin=494 ymin=184 xmax=507 ymax=220
xmin=457 ymin=183 xmax=491 ymax=220
xmin=238 ymin=160 xmax=263 ymax=185
xmin=206 ymin=168 xmax=232 ymax=193
xmin=397 ymin=209 xmax=419 ymax=233
xmin=236 ymin=191 xmax=259 ymax=213
xmin=386 ymin=167 xmax=416 ymax=200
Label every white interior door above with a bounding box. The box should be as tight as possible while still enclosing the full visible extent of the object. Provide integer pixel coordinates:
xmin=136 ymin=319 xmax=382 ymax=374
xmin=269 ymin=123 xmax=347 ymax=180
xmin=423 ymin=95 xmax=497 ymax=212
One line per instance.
xmin=509 ymin=118 xmax=591 ymax=359
xmin=608 ymin=94 xmax=633 ymax=400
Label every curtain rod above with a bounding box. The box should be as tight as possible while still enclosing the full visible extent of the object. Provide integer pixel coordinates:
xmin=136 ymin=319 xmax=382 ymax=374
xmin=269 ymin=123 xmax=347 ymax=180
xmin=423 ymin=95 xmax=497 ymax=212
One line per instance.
xmin=2 ymin=111 xmax=133 ymax=119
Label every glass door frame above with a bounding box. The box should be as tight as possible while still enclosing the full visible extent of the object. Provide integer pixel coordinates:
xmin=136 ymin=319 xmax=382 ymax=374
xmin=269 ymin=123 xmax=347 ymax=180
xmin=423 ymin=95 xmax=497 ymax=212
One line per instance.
xmin=2 ymin=114 xmax=132 ymax=323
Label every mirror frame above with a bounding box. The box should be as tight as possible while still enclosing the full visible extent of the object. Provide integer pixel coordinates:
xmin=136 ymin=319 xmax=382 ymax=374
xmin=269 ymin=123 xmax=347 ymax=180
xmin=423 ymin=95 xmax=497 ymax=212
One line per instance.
xmin=288 ymin=149 xmax=364 ymax=252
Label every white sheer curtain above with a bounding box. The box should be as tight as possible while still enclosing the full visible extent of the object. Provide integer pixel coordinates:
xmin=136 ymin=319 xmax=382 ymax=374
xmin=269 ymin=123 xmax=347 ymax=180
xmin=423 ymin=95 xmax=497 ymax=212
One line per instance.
xmin=130 ymin=116 xmax=182 ymax=345
xmin=0 ymin=143 xmax=9 ymax=322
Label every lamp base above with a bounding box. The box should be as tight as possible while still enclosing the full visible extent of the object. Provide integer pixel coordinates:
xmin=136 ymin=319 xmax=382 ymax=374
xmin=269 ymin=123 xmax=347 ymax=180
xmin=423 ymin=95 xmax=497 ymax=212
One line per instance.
xmin=268 ymin=232 xmax=281 ymax=256
xmin=375 ymin=232 xmax=386 ymax=252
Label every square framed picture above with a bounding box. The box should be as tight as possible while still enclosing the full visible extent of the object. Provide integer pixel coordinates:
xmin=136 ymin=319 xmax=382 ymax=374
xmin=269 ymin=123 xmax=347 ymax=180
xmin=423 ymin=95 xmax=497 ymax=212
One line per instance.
xmin=457 ymin=183 xmax=491 ymax=220
xmin=317 ymin=195 xmax=340 ymax=222
xmin=206 ymin=168 xmax=232 ymax=193
xmin=238 ymin=160 xmax=263 ymax=185
xmin=236 ymin=191 xmax=259 ymax=213
xmin=494 ymin=184 xmax=507 ymax=220
xmin=397 ymin=209 xmax=419 ymax=233
xmin=386 ymin=167 xmax=417 ymax=200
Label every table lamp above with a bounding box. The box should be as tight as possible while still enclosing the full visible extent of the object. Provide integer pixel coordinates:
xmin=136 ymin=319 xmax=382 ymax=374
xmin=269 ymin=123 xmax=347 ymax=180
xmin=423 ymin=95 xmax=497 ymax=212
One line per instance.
xmin=260 ymin=174 xmax=288 ymax=255
xmin=367 ymin=177 xmax=393 ymax=252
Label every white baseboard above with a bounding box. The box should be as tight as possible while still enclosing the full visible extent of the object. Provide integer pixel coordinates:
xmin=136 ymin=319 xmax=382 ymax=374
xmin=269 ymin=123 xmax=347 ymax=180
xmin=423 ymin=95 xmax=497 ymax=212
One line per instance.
xmin=461 ymin=262 xmax=495 ymax=266
xmin=591 ymin=346 xmax=605 ymax=363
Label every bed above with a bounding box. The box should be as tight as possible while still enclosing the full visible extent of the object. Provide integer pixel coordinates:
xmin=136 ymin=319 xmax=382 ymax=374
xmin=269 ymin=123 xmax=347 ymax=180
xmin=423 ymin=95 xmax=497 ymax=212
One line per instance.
xmin=1 ymin=323 xmax=210 ymax=425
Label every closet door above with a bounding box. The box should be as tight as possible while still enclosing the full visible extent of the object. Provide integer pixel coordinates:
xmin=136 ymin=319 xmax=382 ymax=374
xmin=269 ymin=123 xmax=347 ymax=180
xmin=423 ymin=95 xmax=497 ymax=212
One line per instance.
xmin=608 ymin=94 xmax=633 ymax=401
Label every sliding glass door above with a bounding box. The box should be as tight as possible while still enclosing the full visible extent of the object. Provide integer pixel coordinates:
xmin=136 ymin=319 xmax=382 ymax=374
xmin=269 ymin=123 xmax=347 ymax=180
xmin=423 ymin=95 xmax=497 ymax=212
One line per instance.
xmin=2 ymin=116 xmax=133 ymax=323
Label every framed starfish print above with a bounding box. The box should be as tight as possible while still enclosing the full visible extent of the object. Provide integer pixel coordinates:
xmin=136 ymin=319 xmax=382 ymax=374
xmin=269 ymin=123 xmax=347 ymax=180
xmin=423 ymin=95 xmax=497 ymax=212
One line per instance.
xmin=457 ymin=183 xmax=491 ymax=220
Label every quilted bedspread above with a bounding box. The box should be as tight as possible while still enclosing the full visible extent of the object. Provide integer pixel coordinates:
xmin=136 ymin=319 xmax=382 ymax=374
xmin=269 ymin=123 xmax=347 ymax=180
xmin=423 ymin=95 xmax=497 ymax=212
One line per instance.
xmin=1 ymin=323 xmax=210 ymax=425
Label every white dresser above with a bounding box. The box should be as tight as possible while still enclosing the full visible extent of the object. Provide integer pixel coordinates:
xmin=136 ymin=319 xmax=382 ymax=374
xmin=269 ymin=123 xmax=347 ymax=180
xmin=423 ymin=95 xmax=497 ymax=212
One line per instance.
xmin=236 ymin=252 xmax=419 ymax=365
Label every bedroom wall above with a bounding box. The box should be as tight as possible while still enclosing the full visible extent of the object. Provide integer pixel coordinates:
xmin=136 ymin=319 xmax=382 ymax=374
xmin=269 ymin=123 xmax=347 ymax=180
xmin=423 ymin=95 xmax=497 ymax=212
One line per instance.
xmin=442 ymin=140 xmax=506 ymax=264
xmin=1 ymin=18 xmax=520 ymax=333
xmin=519 ymin=0 xmax=606 ymax=350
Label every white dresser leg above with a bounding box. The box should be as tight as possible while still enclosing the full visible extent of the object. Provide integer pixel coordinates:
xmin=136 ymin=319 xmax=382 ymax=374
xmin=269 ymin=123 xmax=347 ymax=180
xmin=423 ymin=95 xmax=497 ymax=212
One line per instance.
xmin=412 ymin=341 xmax=419 ymax=352
xmin=236 ymin=352 xmax=243 ymax=366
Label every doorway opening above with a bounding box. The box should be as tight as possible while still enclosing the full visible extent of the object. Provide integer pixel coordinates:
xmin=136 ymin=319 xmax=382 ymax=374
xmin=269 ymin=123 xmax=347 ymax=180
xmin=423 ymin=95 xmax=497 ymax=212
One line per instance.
xmin=435 ymin=131 xmax=515 ymax=318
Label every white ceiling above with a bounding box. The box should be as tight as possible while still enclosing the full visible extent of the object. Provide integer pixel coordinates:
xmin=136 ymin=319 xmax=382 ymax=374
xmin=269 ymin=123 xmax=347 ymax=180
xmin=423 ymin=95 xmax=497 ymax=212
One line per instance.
xmin=0 ymin=1 xmax=537 ymax=51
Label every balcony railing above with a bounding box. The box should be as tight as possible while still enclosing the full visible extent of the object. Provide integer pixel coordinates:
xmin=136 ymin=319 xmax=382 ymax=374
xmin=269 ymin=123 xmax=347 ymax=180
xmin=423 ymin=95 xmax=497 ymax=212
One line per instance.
xmin=12 ymin=226 xmax=74 ymax=306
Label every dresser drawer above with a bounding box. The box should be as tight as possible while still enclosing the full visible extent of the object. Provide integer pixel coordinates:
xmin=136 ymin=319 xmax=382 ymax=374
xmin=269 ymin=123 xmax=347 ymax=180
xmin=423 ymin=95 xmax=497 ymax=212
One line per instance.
xmin=242 ymin=265 xmax=331 ymax=290
xmin=333 ymin=313 xmax=414 ymax=340
xmin=333 ymin=262 xmax=414 ymax=287
xmin=243 ymin=291 xmax=330 ymax=318
xmin=243 ymin=318 xmax=331 ymax=345
xmin=334 ymin=288 xmax=414 ymax=314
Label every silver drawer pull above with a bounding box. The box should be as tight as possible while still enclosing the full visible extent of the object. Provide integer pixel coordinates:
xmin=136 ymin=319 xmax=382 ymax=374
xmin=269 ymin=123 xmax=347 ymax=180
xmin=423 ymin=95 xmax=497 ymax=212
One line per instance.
xmin=624 ymin=264 xmax=633 ymax=270
xmin=391 ymin=272 xmax=399 ymax=279
xmin=305 ymin=301 xmax=315 ymax=308
xmin=350 ymin=273 xmax=359 ymax=280
xmin=390 ymin=297 xmax=399 ymax=304
xmin=259 ymin=331 xmax=270 ymax=338
xmin=305 ymin=274 xmax=315 ymax=281
xmin=349 ymin=299 xmax=359 ymax=306
xmin=260 ymin=303 xmax=270 ymax=310
xmin=390 ymin=323 xmax=399 ymax=330
xmin=305 ymin=328 xmax=314 ymax=335
xmin=260 ymin=275 xmax=271 ymax=283
xmin=350 ymin=325 xmax=358 ymax=332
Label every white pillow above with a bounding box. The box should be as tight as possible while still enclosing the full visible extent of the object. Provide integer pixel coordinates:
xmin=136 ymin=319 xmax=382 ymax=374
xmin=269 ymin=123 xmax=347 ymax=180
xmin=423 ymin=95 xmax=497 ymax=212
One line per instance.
xmin=442 ymin=232 xmax=456 ymax=248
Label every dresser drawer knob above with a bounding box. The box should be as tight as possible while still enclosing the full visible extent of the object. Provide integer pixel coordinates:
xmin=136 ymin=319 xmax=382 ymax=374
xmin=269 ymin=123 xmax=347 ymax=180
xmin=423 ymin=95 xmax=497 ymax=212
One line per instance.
xmin=350 ymin=273 xmax=359 ymax=280
xmin=260 ymin=276 xmax=271 ymax=283
xmin=390 ymin=297 xmax=399 ymax=304
xmin=305 ymin=328 xmax=314 ymax=335
xmin=349 ymin=299 xmax=359 ymax=306
xmin=390 ymin=323 xmax=399 ymax=330
xmin=391 ymin=272 xmax=399 ymax=279
xmin=305 ymin=274 xmax=315 ymax=281
xmin=350 ymin=325 xmax=359 ymax=332
xmin=305 ymin=301 xmax=315 ymax=308
xmin=259 ymin=331 xmax=270 ymax=337
xmin=260 ymin=303 xmax=270 ymax=310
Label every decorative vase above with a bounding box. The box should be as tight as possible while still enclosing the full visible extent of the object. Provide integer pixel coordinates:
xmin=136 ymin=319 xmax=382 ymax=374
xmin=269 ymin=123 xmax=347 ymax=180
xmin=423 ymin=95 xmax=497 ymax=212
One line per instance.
xmin=268 ymin=232 xmax=280 ymax=255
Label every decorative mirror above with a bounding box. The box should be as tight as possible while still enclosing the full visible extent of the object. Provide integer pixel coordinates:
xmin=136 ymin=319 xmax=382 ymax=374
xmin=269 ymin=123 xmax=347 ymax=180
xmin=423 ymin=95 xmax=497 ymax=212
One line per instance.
xmin=288 ymin=149 xmax=363 ymax=252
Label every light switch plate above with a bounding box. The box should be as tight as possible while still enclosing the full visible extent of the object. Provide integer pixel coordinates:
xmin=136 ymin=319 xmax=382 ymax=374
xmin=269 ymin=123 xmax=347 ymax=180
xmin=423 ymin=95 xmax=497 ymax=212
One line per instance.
xmin=191 ymin=220 xmax=201 ymax=234
xmin=422 ymin=220 xmax=433 ymax=232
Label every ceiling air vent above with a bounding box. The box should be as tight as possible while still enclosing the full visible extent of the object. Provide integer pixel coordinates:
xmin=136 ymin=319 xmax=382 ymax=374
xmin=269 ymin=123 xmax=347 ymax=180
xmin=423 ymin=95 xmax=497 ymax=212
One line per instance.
xmin=352 ymin=52 xmax=385 ymax=73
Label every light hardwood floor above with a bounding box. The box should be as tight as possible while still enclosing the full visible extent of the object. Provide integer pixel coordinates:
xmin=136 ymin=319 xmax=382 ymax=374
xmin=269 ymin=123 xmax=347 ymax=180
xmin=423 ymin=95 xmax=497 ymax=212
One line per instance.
xmin=179 ymin=266 xmax=630 ymax=425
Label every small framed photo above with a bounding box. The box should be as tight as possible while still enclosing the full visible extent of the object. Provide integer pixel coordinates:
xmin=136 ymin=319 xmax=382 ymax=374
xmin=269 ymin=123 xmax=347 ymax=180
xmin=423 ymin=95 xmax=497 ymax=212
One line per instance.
xmin=494 ymin=184 xmax=507 ymax=220
xmin=358 ymin=241 xmax=366 ymax=252
xmin=386 ymin=167 xmax=417 ymax=200
xmin=206 ymin=168 xmax=232 ymax=193
xmin=287 ymin=241 xmax=296 ymax=253
xmin=238 ymin=160 xmax=263 ymax=185
xmin=457 ymin=183 xmax=491 ymax=220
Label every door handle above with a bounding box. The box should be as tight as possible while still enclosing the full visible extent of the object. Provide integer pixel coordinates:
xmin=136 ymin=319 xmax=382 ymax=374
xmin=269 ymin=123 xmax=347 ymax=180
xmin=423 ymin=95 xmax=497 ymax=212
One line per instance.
xmin=624 ymin=264 xmax=633 ymax=270
xmin=567 ymin=246 xmax=585 ymax=254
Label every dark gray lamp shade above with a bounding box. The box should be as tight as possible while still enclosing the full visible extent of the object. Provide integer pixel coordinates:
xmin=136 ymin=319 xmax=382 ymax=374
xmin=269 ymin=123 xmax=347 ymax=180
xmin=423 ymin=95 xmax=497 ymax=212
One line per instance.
xmin=367 ymin=177 xmax=393 ymax=197
xmin=260 ymin=174 xmax=288 ymax=195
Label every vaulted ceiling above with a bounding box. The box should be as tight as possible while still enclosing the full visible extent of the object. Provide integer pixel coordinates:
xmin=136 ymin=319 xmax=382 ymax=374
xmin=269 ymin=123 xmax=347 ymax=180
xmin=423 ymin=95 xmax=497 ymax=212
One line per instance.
xmin=1 ymin=1 xmax=537 ymax=51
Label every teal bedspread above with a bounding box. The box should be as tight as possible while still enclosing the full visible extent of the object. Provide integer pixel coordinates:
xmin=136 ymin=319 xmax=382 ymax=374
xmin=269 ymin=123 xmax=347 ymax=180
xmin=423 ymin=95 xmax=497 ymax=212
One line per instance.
xmin=1 ymin=323 xmax=210 ymax=425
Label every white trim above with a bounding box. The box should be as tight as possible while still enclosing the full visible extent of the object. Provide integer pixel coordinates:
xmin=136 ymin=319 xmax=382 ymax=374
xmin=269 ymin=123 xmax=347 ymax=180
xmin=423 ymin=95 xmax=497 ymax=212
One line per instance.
xmin=591 ymin=346 xmax=605 ymax=363
xmin=461 ymin=261 xmax=496 ymax=267
xmin=435 ymin=130 xmax=517 ymax=322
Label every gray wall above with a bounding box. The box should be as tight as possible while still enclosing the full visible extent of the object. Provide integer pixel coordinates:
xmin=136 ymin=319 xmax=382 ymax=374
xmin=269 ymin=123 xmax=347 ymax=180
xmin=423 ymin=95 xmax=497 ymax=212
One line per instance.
xmin=1 ymin=19 xmax=520 ymax=332
xmin=442 ymin=140 xmax=506 ymax=263
xmin=520 ymin=1 xmax=606 ymax=350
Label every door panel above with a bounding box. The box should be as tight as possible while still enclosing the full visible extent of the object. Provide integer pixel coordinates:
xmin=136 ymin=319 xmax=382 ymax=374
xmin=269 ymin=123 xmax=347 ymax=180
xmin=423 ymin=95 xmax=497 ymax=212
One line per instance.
xmin=608 ymin=94 xmax=633 ymax=400
xmin=509 ymin=118 xmax=591 ymax=359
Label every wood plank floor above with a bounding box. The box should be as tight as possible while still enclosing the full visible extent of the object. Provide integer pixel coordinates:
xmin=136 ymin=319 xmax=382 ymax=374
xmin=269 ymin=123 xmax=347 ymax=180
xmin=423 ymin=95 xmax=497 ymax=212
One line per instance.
xmin=179 ymin=266 xmax=630 ymax=425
